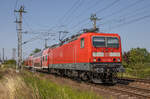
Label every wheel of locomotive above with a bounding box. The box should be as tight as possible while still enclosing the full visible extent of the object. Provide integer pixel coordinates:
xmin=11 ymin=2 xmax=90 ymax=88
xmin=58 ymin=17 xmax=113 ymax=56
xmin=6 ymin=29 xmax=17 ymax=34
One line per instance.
xmin=91 ymin=72 xmax=103 ymax=83
xmin=67 ymin=70 xmax=72 ymax=78
xmin=111 ymin=69 xmax=118 ymax=84
xmin=80 ymin=72 xmax=89 ymax=81
xmin=59 ymin=69 xmax=65 ymax=77
xmin=71 ymin=70 xmax=78 ymax=80
xmin=57 ymin=69 xmax=61 ymax=76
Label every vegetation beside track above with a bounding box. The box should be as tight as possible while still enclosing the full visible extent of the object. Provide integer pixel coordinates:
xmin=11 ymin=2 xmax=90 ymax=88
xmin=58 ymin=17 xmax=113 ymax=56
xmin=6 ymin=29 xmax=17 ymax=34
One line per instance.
xmin=1 ymin=47 xmax=150 ymax=98
xmin=22 ymin=70 xmax=103 ymax=99
xmin=0 ymin=64 xmax=104 ymax=99
xmin=123 ymin=66 xmax=150 ymax=78
xmin=122 ymin=47 xmax=150 ymax=78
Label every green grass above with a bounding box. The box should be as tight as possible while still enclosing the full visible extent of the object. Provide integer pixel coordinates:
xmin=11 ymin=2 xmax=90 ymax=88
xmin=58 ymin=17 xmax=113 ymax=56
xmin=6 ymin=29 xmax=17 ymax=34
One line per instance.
xmin=122 ymin=66 xmax=150 ymax=79
xmin=0 ymin=64 xmax=107 ymax=99
xmin=22 ymin=71 xmax=103 ymax=99
xmin=2 ymin=64 xmax=16 ymax=69
xmin=0 ymin=74 xmax=3 ymax=79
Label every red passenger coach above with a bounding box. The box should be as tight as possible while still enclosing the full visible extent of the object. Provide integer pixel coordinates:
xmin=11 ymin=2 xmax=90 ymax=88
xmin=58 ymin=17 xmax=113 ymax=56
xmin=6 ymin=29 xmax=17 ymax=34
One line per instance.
xmin=28 ymin=56 xmax=33 ymax=68
xmin=32 ymin=51 xmax=42 ymax=69
xmin=24 ymin=56 xmax=33 ymax=69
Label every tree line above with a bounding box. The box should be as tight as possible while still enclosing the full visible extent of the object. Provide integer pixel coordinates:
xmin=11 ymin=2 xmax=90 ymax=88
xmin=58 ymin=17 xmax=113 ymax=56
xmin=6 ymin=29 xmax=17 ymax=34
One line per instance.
xmin=122 ymin=47 xmax=150 ymax=78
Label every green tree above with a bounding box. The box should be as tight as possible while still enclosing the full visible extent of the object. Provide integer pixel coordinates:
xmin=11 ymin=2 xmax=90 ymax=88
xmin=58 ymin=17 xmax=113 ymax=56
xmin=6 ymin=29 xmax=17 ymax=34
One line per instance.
xmin=123 ymin=47 xmax=150 ymax=77
xmin=30 ymin=48 xmax=41 ymax=56
xmin=129 ymin=48 xmax=149 ymax=65
xmin=122 ymin=51 xmax=130 ymax=68
xmin=4 ymin=60 xmax=16 ymax=65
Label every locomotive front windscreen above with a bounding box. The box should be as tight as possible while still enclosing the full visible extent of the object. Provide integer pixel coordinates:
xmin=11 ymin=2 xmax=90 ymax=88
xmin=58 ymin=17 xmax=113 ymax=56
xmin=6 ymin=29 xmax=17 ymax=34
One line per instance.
xmin=93 ymin=36 xmax=119 ymax=48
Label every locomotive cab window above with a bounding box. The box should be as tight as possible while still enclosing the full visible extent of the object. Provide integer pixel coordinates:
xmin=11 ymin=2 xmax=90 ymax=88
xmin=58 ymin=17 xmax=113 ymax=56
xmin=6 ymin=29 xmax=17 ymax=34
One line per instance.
xmin=80 ymin=38 xmax=84 ymax=48
xmin=107 ymin=37 xmax=119 ymax=48
xmin=93 ymin=36 xmax=119 ymax=48
xmin=93 ymin=37 xmax=105 ymax=47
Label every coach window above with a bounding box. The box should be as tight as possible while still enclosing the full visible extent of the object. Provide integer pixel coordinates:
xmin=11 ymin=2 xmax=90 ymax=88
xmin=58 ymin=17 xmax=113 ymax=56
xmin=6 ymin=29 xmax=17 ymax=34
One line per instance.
xmin=80 ymin=38 xmax=84 ymax=48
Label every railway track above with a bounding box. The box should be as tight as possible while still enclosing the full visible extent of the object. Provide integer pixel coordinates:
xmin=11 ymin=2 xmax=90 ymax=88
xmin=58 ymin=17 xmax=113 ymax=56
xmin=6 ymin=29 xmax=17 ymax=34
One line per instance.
xmin=118 ymin=77 xmax=150 ymax=84
xmin=113 ymin=84 xmax=150 ymax=98
xmin=85 ymin=83 xmax=149 ymax=99
xmin=85 ymin=80 xmax=150 ymax=99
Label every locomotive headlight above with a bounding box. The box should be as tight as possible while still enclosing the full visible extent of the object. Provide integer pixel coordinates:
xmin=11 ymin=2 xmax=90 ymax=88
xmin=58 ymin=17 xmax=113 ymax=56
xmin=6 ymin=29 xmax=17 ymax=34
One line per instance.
xmin=93 ymin=59 xmax=96 ymax=62
xmin=117 ymin=58 xmax=120 ymax=62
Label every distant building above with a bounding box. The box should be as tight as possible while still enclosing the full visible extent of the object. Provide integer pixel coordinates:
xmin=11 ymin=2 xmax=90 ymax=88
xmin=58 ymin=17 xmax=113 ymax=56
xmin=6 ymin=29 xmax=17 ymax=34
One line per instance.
xmin=0 ymin=59 xmax=2 ymax=65
xmin=12 ymin=48 xmax=16 ymax=60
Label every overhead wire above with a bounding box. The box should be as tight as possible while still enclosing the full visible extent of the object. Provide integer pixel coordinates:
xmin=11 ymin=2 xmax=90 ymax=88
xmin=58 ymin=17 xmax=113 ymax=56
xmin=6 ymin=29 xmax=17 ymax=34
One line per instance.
xmin=22 ymin=0 xmax=149 ymax=46
xmin=57 ymin=0 xmax=87 ymax=41
xmin=42 ymin=0 xmax=120 ymax=39
xmin=44 ymin=0 xmax=82 ymax=40
xmin=23 ymin=34 xmax=48 ymax=45
xmin=69 ymin=0 xmax=121 ymax=33
xmin=95 ymin=0 xmax=120 ymax=14
xmin=102 ymin=2 xmax=150 ymax=31
xmin=48 ymin=0 xmax=98 ymax=35
xmin=117 ymin=2 xmax=150 ymax=20
xmin=91 ymin=0 xmax=121 ymax=31
xmin=96 ymin=0 xmax=148 ymax=31
xmin=22 ymin=16 xmax=34 ymax=32
xmin=14 ymin=0 xmax=19 ymax=26
xmin=108 ymin=14 xmax=150 ymax=30
xmin=23 ymin=30 xmax=58 ymax=44
xmin=14 ymin=0 xmax=19 ymax=10
xmin=63 ymin=0 xmax=85 ymax=26
xmin=101 ymin=0 xmax=145 ymax=20
xmin=59 ymin=0 xmax=82 ymax=25
xmin=100 ymin=4 xmax=150 ymax=26
xmin=68 ymin=0 xmax=104 ymax=29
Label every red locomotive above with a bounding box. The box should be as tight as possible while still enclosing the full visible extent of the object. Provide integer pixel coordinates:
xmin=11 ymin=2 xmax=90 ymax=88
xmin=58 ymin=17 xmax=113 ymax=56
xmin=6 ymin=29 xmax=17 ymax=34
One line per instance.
xmin=25 ymin=32 xmax=125 ymax=83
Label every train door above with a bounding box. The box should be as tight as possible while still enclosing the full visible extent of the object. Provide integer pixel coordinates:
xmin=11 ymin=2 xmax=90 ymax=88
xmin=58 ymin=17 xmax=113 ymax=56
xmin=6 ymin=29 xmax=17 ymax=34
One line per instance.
xmin=49 ymin=50 xmax=53 ymax=67
xmin=73 ymin=45 xmax=77 ymax=68
xmin=41 ymin=57 xmax=42 ymax=67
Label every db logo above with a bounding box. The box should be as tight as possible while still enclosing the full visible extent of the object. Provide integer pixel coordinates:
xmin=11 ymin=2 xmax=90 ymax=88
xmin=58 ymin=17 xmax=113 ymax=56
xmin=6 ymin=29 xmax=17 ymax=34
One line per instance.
xmin=103 ymin=58 xmax=111 ymax=61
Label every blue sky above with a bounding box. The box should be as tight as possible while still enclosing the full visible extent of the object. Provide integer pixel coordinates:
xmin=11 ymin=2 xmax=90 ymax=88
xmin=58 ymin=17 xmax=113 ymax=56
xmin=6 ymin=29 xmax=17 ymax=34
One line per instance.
xmin=0 ymin=0 xmax=150 ymax=59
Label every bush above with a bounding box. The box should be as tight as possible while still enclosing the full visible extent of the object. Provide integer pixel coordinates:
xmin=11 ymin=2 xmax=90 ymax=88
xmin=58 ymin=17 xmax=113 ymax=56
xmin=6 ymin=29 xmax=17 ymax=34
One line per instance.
xmin=125 ymin=63 xmax=150 ymax=78
xmin=4 ymin=60 xmax=16 ymax=65
xmin=122 ymin=48 xmax=150 ymax=78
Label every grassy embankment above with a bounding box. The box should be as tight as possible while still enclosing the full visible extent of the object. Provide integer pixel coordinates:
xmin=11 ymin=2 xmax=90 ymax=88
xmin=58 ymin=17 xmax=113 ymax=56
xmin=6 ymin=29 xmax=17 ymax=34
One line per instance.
xmin=0 ymin=64 xmax=104 ymax=99
xmin=121 ymin=63 xmax=150 ymax=79
xmin=22 ymin=70 xmax=103 ymax=99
